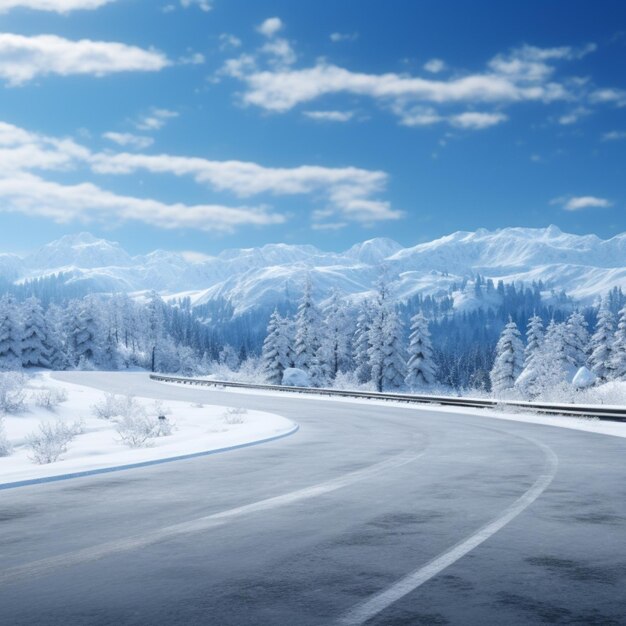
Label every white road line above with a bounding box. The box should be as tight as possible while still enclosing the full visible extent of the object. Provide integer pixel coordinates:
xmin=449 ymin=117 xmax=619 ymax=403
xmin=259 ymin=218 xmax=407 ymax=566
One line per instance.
xmin=337 ymin=437 xmax=559 ymax=626
xmin=0 ymin=448 xmax=426 ymax=586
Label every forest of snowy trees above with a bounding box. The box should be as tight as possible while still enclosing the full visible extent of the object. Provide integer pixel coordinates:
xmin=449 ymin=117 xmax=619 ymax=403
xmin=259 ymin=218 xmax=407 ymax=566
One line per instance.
xmin=260 ymin=279 xmax=626 ymax=398
xmin=1 ymin=275 xmax=626 ymax=400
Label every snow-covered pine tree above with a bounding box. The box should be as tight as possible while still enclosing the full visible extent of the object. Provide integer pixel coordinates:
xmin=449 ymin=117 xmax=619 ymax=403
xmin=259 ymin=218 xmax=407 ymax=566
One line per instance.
xmin=368 ymin=278 xmax=390 ymax=392
xmin=145 ymin=291 xmax=165 ymax=372
xmin=0 ymin=295 xmax=23 ymax=370
xmin=21 ymin=297 xmax=50 ymax=368
xmin=353 ymin=301 xmax=373 ymax=384
xmin=405 ymin=312 xmax=436 ymax=389
xmin=523 ymin=314 xmax=544 ymax=368
xmin=490 ymin=317 xmax=524 ymax=394
xmin=563 ymin=311 xmax=589 ymax=368
xmin=294 ymin=278 xmax=324 ymax=385
xmin=589 ymin=301 xmax=615 ymax=381
xmin=610 ymin=305 xmax=626 ymax=380
xmin=261 ymin=310 xmax=291 ymax=384
xmin=320 ymin=289 xmax=351 ymax=381
xmin=46 ymin=304 xmax=70 ymax=370
xmin=68 ymin=297 xmax=101 ymax=367
xmin=381 ymin=308 xmax=406 ymax=390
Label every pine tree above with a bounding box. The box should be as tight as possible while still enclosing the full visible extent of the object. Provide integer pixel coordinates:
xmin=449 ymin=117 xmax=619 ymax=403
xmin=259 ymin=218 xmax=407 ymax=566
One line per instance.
xmin=381 ymin=309 xmax=406 ymax=390
xmin=294 ymin=279 xmax=324 ymax=384
xmin=320 ymin=289 xmax=351 ymax=381
xmin=490 ymin=318 xmax=524 ymax=394
xmin=262 ymin=310 xmax=291 ymax=384
xmin=524 ymin=314 xmax=544 ymax=368
xmin=68 ymin=297 xmax=101 ymax=367
xmin=405 ymin=312 xmax=436 ymax=389
xmin=563 ymin=311 xmax=589 ymax=368
xmin=367 ymin=279 xmax=390 ymax=392
xmin=610 ymin=305 xmax=626 ymax=380
xmin=146 ymin=291 xmax=165 ymax=372
xmin=589 ymin=302 xmax=615 ymax=381
xmin=21 ymin=297 xmax=50 ymax=368
xmin=46 ymin=304 xmax=70 ymax=370
xmin=0 ymin=295 xmax=23 ymax=370
xmin=353 ymin=301 xmax=373 ymax=384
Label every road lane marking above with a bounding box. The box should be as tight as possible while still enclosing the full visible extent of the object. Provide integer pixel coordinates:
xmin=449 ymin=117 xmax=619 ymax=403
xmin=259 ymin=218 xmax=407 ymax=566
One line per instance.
xmin=0 ymin=448 xmax=426 ymax=585
xmin=337 ymin=437 xmax=558 ymax=625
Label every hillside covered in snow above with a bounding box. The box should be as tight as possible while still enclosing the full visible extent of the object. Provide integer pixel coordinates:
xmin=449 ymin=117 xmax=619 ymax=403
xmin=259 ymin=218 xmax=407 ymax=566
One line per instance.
xmin=1 ymin=226 xmax=625 ymax=314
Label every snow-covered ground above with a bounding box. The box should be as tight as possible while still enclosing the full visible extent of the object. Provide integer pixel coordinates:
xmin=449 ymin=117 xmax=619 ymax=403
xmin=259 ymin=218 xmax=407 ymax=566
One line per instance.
xmin=0 ymin=373 xmax=295 ymax=487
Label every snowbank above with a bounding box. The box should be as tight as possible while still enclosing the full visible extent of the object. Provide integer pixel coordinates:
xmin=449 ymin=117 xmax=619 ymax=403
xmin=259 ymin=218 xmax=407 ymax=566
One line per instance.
xmin=0 ymin=373 xmax=295 ymax=488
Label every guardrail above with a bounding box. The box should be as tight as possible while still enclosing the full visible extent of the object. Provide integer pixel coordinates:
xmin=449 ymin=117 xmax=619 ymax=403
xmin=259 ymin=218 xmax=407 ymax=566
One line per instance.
xmin=149 ymin=374 xmax=626 ymax=422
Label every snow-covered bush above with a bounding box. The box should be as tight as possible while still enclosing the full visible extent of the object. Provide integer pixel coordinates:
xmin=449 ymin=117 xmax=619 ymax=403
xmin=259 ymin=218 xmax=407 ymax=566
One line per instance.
xmin=0 ymin=372 xmax=27 ymax=414
xmin=115 ymin=414 xmax=159 ymax=448
xmin=26 ymin=420 xmax=81 ymax=464
xmin=282 ymin=367 xmax=311 ymax=387
xmin=33 ymin=387 xmax=68 ymax=410
xmin=222 ymin=407 xmax=247 ymax=425
xmin=91 ymin=393 xmax=145 ymax=420
xmin=0 ymin=416 xmax=12 ymax=457
xmin=152 ymin=401 xmax=174 ymax=436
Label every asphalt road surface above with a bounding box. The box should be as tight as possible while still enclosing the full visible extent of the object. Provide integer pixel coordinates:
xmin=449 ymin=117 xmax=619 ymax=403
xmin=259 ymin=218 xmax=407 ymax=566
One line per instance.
xmin=1 ymin=372 xmax=625 ymax=625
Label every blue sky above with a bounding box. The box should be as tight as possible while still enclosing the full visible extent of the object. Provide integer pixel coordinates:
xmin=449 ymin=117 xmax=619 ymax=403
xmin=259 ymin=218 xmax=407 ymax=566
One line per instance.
xmin=0 ymin=0 xmax=624 ymax=256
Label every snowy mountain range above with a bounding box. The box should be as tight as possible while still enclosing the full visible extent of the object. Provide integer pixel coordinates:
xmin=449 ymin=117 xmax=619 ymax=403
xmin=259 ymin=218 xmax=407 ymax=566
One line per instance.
xmin=1 ymin=227 xmax=625 ymax=314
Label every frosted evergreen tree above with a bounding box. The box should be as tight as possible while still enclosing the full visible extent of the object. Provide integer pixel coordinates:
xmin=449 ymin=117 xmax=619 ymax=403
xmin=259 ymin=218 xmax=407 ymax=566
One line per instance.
xmin=381 ymin=309 xmax=406 ymax=390
xmin=46 ymin=304 xmax=70 ymax=370
xmin=262 ymin=310 xmax=291 ymax=384
xmin=0 ymin=295 xmax=23 ymax=370
xmin=68 ymin=297 xmax=101 ymax=367
xmin=405 ymin=312 xmax=436 ymax=389
xmin=146 ymin=291 xmax=165 ymax=372
xmin=490 ymin=318 xmax=524 ymax=394
xmin=320 ymin=289 xmax=351 ymax=381
xmin=544 ymin=320 xmax=570 ymax=376
xmin=610 ymin=305 xmax=626 ymax=380
xmin=563 ymin=311 xmax=589 ymax=368
xmin=589 ymin=302 xmax=615 ymax=381
xmin=368 ymin=278 xmax=390 ymax=392
xmin=523 ymin=314 xmax=544 ymax=368
xmin=353 ymin=301 xmax=373 ymax=384
xmin=294 ymin=278 xmax=324 ymax=384
xmin=21 ymin=297 xmax=50 ymax=368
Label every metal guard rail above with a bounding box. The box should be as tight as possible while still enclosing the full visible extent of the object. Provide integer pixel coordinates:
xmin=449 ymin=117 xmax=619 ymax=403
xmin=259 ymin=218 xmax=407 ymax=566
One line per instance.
xmin=149 ymin=374 xmax=626 ymax=422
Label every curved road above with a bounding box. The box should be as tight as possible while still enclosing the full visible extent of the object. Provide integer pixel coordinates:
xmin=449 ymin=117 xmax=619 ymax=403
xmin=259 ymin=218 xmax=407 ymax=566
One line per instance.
xmin=1 ymin=372 xmax=625 ymax=625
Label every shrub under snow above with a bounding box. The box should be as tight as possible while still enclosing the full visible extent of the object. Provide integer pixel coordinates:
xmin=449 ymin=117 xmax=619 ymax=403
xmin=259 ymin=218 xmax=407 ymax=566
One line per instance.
xmin=91 ymin=393 xmax=144 ymax=420
xmin=33 ymin=387 xmax=69 ymax=410
xmin=222 ymin=406 xmax=247 ymax=425
xmin=115 ymin=414 xmax=159 ymax=448
xmin=26 ymin=420 xmax=84 ymax=464
xmin=0 ymin=416 xmax=12 ymax=457
xmin=0 ymin=372 xmax=27 ymax=414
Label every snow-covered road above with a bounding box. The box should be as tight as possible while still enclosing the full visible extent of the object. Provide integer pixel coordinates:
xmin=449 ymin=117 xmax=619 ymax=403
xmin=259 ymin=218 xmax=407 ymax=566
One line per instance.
xmin=1 ymin=372 xmax=625 ymax=625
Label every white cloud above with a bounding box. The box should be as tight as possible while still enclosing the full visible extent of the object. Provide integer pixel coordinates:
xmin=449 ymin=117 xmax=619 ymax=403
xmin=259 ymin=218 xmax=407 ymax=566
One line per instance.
xmin=0 ymin=0 xmax=115 ymax=12
xmin=102 ymin=132 xmax=154 ymax=150
xmin=552 ymin=195 xmax=612 ymax=211
xmin=602 ymin=130 xmax=626 ymax=141
xmin=0 ymin=119 xmax=399 ymax=228
xmin=260 ymin=38 xmax=296 ymax=68
xmin=222 ymin=41 xmax=620 ymax=131
xmin=558 ymin=106 xmax=591 ymax=125
xmin=303 ymin=110 xmax=354 ymax=122
xmin=423 ymin=58 xmax=446 ymax=73
xmin=449 ymin=111 xmax=508 ymax=129
xmin=0 ymin=172 xmax=283 ymax=231
xmin=219 ymin=34 xmax=242 ymax=50
xmin=589 ymin=88 xmax=626 ymax=106
xmin=179 ymin=51 xmax=205 ymax=65
xmin=329 ymin=32 xmax=358 ymax=43
xmin=257 ymin=17 xmax=283 ymax=38
xmin=135 ymin=108 xmax=179 ymax=131
xmin=0 ymin=34 xmax=169 ymax=85
xmin=180 ymin=0 xmax=212 ymax=11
